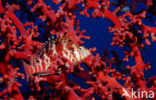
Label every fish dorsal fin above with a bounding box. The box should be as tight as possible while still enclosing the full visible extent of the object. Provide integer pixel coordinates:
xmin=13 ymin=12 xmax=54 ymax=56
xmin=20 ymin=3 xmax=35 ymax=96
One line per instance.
xmin=34 ymin=37 xmax=57 ymax=59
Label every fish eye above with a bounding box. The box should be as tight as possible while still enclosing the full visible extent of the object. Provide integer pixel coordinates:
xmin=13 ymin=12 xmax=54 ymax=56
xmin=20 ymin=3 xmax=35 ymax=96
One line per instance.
xmin=79 ymin=47 xmax=83 ymax=50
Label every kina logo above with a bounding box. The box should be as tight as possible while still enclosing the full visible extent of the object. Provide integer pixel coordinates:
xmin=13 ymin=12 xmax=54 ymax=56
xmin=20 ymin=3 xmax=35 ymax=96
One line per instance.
xmin=121 ymin=88 xmax=154 ymax=99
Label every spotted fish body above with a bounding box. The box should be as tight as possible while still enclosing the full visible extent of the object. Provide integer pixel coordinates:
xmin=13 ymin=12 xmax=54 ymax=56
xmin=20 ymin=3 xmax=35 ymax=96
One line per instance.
xmin=23 ymin=37 xmax=91 ymax=80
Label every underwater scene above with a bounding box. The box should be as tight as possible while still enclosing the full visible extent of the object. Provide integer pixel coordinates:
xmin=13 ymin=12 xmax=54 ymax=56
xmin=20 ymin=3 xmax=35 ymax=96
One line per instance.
xmin=0 ymin=0 xmax=156 ymax=100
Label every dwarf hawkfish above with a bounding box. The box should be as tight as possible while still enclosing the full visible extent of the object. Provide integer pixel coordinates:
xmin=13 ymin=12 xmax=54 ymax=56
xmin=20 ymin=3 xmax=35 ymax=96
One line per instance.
xmin=23 ymin=37 xmax=91 ymax=80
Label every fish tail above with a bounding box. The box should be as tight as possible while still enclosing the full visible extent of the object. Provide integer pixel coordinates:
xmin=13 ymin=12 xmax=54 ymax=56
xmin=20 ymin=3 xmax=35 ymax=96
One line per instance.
xmin=22 ymin=61 xmax=32 ymax=81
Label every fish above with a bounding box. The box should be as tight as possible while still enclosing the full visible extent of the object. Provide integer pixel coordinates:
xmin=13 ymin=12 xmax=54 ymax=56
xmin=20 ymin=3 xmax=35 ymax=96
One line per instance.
xmin=23 ymin=37 xmax=91 ymax=80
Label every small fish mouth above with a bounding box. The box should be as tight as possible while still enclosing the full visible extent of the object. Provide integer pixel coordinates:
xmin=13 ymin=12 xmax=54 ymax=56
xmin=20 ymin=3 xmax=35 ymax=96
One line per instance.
xmin=85 ymin=50 xmax=91 ymax=56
